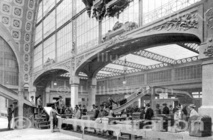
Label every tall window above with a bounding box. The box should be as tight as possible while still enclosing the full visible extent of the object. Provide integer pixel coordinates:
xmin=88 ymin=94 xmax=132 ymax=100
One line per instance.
xmin=57 ymin=24 xmax=72 ymax=62
xmin=37 ymin=2 xmax=43 ymax=23
xmin=0 ymin=37 xmax=18 ymax=86
xmin=57 ymin=0 xmax=72 ymax=27
xmin=142 ymin=0 xmax=201 ymax=24
xmin=43 ymin=11 xmax=55 ymax=38
xmin=43 ymin=0 xmax=55 ymax=16
xmin=35 ymin=23 xmax=42 ymax=45
xmin=43 ymin=35 xmax=55 ymax=63
xmin=76 ymin=12 xmax=99 ymax=54
xmin=102 ymin=0 xmax=139 ymax=36
xmin=33 ymin=44 xmax=42 ymax=70
xmin=76 ymin=0 xmax=85 ymax=13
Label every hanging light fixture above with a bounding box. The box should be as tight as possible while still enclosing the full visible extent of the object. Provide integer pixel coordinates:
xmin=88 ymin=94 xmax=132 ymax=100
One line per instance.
xmin=123 ymin=58 xmax=127 ymax=85
xmin=53 ymin=82 xmax=57 ymax=86
xmin=53 ymin=74 xmax=57 ymax=86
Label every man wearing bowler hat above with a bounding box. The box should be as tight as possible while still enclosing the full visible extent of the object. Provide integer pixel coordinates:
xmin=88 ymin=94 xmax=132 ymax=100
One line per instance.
xmin=162 ymin=103 xmax=170 ymax=115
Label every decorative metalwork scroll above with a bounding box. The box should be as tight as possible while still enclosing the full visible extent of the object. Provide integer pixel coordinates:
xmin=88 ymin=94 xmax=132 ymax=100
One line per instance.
xmin=82 ymin=0 xmax=133 ymax=20
xmin=145 ymin=12 xmax=198 ymax=32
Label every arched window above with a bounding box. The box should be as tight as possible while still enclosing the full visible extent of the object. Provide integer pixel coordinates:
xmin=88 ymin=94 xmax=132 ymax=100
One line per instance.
xmin=0 ymin=37 xmax=18 ymax=86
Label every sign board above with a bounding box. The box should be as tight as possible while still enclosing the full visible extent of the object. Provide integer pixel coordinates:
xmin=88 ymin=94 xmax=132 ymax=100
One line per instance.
xmin=159 ymin=93 xmax=168 ymax=99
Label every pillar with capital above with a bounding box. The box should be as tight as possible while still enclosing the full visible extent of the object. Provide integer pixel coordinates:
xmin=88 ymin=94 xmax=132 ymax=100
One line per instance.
xmin=198 ymin=59 xmax=213 ymax=118
xmin=199 ymin=39 xmax=213 ymax=118
xmin=88 ymin=78 xmax=97 ymax=111
xmin=70 ymin=75 xmax=80 ymax=108
xmin=198 ymin=1 xmax=213 ymax=119
xmin=45 ymin=86 xmax=50 ymax=105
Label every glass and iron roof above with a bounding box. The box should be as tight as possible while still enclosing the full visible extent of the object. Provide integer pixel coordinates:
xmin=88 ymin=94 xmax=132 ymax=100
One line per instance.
xmin=96 ymin=43 xmax=199 ymax=79
xmin=60 ymin=43 xmax=199 ymax=79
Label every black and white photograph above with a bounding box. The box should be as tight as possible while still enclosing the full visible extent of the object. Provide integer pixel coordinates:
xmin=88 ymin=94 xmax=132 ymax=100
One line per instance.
xmin=0 ymin=0 xmax=213 ymax=139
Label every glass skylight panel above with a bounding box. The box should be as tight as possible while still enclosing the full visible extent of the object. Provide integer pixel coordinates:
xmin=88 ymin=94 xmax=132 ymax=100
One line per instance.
xmin=119 ymin=54 xmax=161 ymax=66
xmin=146 ymin=44 xmax=198 ymax=60
xmin=105 ymin=64 xmax=133 ymax=70
xmin=98 ymin=71 xmax=112 ymax=75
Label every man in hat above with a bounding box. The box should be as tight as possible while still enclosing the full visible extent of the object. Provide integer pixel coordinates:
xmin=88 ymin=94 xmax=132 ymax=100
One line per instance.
xmin=57 ymin=96 xmax=65 ymax=114
xmin=50 ymin=104 xmax=59 ymax=131
xmin=91 ymin=104 xmax=96 ymax=112
xmin=98 ymin=104 xmax=108 ymax=118
xmin=162 ymin=103 xmax=170 ymax=115
xmin=7 ymin=104 xmax=13 ymax=129
xmin=37 ymin=96 xmax=42 ymax=114
xmin=30 ymin=96 xmax=35 ymax=104
xmin=188 ymin=104 xmax=199 ymax=117
xmin=92 ymin=105 xmax=99 ymax=120
xmin=145 ymin=103 xmax=154 ymax=120
xmin=12 ymin=102 xmax=18 ymax=129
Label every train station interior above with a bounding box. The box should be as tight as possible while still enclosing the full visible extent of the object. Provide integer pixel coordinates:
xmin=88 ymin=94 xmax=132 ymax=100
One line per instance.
xmin=1 ymin=0 xmax=213 ymax=139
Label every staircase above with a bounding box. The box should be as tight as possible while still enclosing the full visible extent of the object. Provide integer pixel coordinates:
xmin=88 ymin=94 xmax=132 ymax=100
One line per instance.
xmin=34 ymin=108 xmax=50 ymax=129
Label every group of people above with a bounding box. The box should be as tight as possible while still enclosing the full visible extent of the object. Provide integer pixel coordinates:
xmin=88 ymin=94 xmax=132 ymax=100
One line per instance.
xmin=152 ymin=103 xmax=199 ymax=121
xmin=90 ymin=104 xmax=115 ymax=120
xmin=72 ymin=104 xmax=88 ymax=119
xmin=50 ymin=96 xmax=88 ymax=129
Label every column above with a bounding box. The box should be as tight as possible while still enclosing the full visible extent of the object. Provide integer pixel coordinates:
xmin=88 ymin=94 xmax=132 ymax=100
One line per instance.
xmin=144 ymin=73 xmax=147 ymax=85
xmin=150 ymin=87 xmax=155 ymax=109
xmin=45 ymin=87 xmax=50 ymax=105
xmin=17 ymin=90 xmax=24 ymax=129
xmin=70 ymin=76 xmax=79 ymax=108
xmin=198 ymin=0 xmax=213 ymax=118
xmin=88 ymin=78 xmax=97 ymax=111
xmin=198 ymin=59 xmax=213 ymax=118
xmin=171 ymin=69 xmax=175 ymax=82
xmin=71 ymin=84 xmax=79 ymax=108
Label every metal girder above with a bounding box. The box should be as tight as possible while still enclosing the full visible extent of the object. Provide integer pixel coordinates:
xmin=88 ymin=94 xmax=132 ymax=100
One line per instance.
xmin=177 ymin=43 xmax=199 ymax=54
xmin=133 ymin=50 xmax=176 ymax=64
xmin=112 ymin=59 xmax=147 ymax=70
xmin=175 ymin=56 xmax=198 ymax=64
xmin=96 ymin=73 xmax=113 ymax=79
xmin=101 ymin=67 xmax=124 ymax=74
xmin=126 ymin=69 xmax=142 ymax=73
xmin=60 ymin=73 xmax=70 ymax=77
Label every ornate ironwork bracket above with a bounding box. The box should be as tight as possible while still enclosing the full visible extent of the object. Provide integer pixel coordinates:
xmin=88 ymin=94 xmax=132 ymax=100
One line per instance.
xmin=82 ymin=0 xmax=133 ymax=20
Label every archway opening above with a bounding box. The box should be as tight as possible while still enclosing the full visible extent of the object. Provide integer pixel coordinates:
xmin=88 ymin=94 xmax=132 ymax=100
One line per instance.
xmin=75 ymin=33 xmax=201 ymax=110
xmin=33 ymin=69 xmax=69 ymax=107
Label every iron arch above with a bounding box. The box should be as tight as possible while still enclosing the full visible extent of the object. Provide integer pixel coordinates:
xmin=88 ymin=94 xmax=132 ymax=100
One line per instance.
xmin=75 ymin=32 xmax=201 ymax=78
xmin=33 ymin=68 xmax=69 ymax=87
